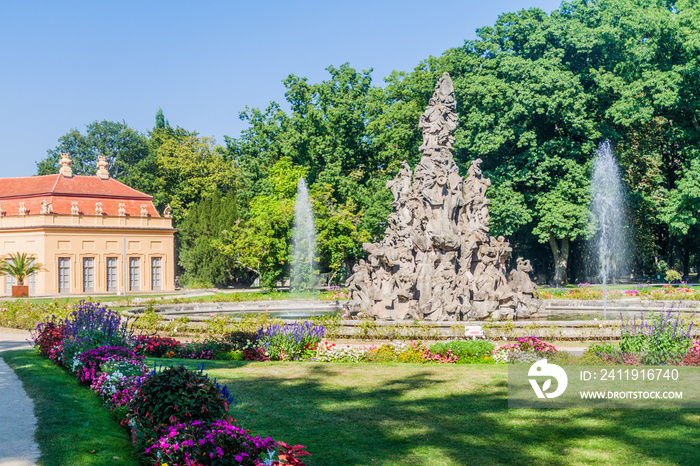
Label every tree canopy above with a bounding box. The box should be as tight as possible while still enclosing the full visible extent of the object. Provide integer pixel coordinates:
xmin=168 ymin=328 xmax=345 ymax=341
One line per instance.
xmin=35 ymin=0 xmax=700 ymax=285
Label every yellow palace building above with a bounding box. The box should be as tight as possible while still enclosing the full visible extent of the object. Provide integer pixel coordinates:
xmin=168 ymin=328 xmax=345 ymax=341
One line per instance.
xmin=0 ymin=154 xmax=175 ymax=295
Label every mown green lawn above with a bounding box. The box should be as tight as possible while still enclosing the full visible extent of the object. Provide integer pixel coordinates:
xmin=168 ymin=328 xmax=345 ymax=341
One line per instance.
xmin=152 ymin=358 xmax=700 ymax=466
xmin=4 ymin=349 xmax=700 ymax=465
xmin=2 ymin=350 xmax=140 ymax=466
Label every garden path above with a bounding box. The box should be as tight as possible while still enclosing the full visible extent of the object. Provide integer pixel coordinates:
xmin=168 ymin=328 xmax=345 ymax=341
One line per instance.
xmin=0 ymin=328 xmax=40 ymax=466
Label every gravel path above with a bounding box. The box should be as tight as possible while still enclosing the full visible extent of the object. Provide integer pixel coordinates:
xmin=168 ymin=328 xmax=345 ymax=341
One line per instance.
xmin=0 ymin=328 xmax=40 ymax=466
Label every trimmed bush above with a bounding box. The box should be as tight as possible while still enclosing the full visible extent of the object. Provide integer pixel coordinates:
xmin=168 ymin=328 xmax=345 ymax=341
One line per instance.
xmin=130 ymin=365 xmax=230 ymax=429
xmin=430 ymin=340 xmax=495 ymax=364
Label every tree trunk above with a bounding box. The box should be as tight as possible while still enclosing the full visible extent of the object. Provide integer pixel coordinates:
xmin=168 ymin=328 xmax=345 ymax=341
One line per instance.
xmin=548 ymin=233 xmax=570 ymax=285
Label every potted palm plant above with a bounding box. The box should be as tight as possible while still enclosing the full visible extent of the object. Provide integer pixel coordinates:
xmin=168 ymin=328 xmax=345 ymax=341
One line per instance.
xmin=0 ymin=252 xmax=45 ymax=297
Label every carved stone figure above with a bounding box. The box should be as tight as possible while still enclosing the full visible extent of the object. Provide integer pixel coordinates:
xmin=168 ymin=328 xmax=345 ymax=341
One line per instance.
xmin=19 ymin=202 xmax=26 ymax=215
xmin=386 ymin=161 xmax=412 ymax=203
xmin=40 ymin=199 xmax=53 ymax=214
xmin=95 ymin=202 xmax=103 ymax=215
xmin=96 ymin=155 xmax=110 ymax=180
xmin=118 ymin=203 xmax=126 ymax=216
xmin=163 ymin=204 xmax=172 ymax=218
xmin=71 ymin=202 xmax=79 ymax=215
xmin=509 ymin=258 xmax=543 ymax=318
xmin=59 ymin=153 xmax=73 ymax=177
xmin=345 ymin=72 xmax=542 ymax=321
xmin=140 ymin=204 xmax=148 ymax=217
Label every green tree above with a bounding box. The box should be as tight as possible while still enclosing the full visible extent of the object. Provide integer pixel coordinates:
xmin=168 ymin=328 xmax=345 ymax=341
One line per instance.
xmin=224 ymin=64 xmax=400 ymax=276
xmin=311 ymin=183 xmax=370 ymax=282
xmin=215 ymin=157 xmax=305 ymax=289
xmin=432 ymin=13 xmax=599 ymax=283
xmin=143 ymin=126 xmax=237 ymax=222
xmin=37 ymin=121 xmax=150 ymax=180
xmin=178 ymin=191 xmax=248 ymax=286
xmin=660 ymin=158 xmax=700 ymax=275
xmin=155 ymin=107 xmax=169 ymax=129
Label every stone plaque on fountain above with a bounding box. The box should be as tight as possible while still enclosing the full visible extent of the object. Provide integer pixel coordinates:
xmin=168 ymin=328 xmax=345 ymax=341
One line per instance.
xmin=345 ymin=72 xmax=542 ymax=321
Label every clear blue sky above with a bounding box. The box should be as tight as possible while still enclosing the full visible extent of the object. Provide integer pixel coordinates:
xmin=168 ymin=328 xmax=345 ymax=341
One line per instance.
xmin=0 ymin=0 xmax=562 ymax=177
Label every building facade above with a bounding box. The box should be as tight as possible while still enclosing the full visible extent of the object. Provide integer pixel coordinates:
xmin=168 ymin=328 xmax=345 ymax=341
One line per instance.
xmin=0 ymin=154 xmax=175 ymax=295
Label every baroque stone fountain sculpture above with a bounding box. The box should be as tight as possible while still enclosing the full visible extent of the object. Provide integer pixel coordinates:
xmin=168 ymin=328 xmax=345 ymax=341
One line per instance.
xmin=345 ymin=72 xmax=542 ymax=321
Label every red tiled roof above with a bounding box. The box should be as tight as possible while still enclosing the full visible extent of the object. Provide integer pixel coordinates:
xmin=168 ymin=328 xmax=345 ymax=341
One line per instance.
xmin=0 ymin=174 xmax=161 ymax=217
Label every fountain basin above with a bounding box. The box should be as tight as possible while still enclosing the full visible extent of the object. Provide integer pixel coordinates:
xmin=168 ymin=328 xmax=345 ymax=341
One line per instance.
xmin=127 ymin=299 xmax=341 ymax=321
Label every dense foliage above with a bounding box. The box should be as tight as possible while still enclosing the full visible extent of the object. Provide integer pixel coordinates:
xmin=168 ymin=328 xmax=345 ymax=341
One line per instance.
xmin=36 ymin=0 xmax=700 ymax=284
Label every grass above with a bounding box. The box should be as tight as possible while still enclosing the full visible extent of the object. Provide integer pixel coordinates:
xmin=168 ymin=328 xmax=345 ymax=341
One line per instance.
xmin=148 ymin=358 xmax=700 ymax=466
xmin=5 ymin=349 xmax=700 ymax=465
xmin=2 ymin=350 xmax=141 ymax=466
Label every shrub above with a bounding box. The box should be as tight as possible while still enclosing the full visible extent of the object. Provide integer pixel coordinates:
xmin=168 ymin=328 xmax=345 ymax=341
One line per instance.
xmin=309 ymin=313 xmax=342 ymax=339
xmin=226 ymin=350 xmax=243 ymax=361
xmin=665 ymin=269 xmax=682 ymax=283
xmin=220 ymin=331 xmax=259 ymax=350
xmin=493 ymin=337 xmax=558 ymax=363
xmin=620 ymin=309 xmax=695 ymax=364
xmin=396 ymin=341 xmax=430 ymax=363
xmin=216 ymin=350 xmax=244 ymax=361
xmin=242 ymin=347 xmax=270 ymax=361
xmin=206 ymin=315 xmax=233 ymax=335
xmin=129 ymin=365 xmax=231 ymax=450
xmin=364 ymin=344 xmax=399 ymax=363
xmin=233 ymin=313 xmax=285 ymax=334
xmin=587 ymin=341 xmax=618 ymax=353
xmin=257 ymin=321 xmax=324 ymax=361
xmin=315 ymin=342 xmax=367 ymax=363
xmin=430 ymin=340 xmax=495 ymax=364
xmin=133 ymin=335 xmax=182 ymax=357
xmin=31 ymin=317 xmax=66 ymax=357
xmin=1 ymin=298 xmax=73 ymax=330
xmin=177 ymin=341 xmax=215 ymax=360
xmin=680 ymin=341 xmax=700 ymax=366
xmin=132 ymin=306 xmax=161 ymax=331
xmin=144 ymin=420 xmax=276 ymax=465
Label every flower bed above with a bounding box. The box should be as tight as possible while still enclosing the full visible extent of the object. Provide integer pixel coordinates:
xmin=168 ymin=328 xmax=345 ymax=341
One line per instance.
xmin=540 ymin=284 xmax=700 ymax=300
xmin=492 ymin=337 xmax=559 ymax=363
xmin=31 ymin=301 xmax=309 ymax=465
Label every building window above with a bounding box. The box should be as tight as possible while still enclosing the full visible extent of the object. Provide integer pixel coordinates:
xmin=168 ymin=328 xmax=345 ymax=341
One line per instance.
xmin=106 ymin=257 xmax=118 ymax=292
xmin=5 ymin=274 xmax=16 ymax=295
xmin=82 ymin=258 xmax=95 ymax=292
xmin=151 ymin=257 xmax=162 ymax=291
xmin=58 ymin=258 xmax=70 ymax=293
xmin=129 ymin=257 xmax=140 ymax=291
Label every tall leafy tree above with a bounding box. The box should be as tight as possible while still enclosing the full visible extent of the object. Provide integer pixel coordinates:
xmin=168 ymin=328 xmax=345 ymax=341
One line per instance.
xmin=215 ymin=157 xmax=305 ymax=288
xmin=178 ymin=191 xmax=247 ymax=286
xmin=224 ymin=64 xmax=404 ymax=277
xmin=155 ymin=107 xmax=169 ymax=129
xmin=143 ymin=126 xmax=237 ymax=222
xmin=430 ymin=9 xmax=599 ymax=283
xmin=37 ymin=120 xmax=150 ymax=180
